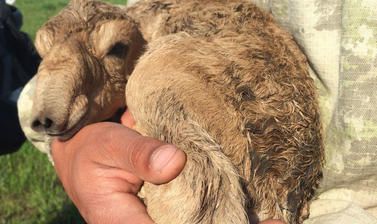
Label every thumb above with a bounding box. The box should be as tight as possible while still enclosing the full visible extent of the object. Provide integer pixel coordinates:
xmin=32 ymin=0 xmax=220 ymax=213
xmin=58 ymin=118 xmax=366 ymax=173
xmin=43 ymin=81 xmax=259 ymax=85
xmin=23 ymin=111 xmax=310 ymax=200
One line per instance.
xmin=80 ymin=122 xmax=187 ymax=185
xmin=108 ymin=127 xmax=187 ymax=184
xmin=119 ymin=109 xmax=187 ymax=183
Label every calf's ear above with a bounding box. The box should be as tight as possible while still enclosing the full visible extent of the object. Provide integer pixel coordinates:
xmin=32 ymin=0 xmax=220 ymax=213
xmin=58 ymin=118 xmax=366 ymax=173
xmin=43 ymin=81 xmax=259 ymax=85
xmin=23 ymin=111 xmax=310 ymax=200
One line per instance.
xmin=35 ymin=0 xmax=88 ymax=57
xmin=35 ymin=27 xmax=55 ymax=58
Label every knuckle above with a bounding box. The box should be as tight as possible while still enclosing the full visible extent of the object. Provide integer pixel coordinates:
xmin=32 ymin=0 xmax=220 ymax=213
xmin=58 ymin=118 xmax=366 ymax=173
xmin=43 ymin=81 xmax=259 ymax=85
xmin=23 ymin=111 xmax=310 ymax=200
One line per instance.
xmin=129 ymin=136 xmax=162 ymax=172
xmin=129 ymin=137 xmax=150 ymax=170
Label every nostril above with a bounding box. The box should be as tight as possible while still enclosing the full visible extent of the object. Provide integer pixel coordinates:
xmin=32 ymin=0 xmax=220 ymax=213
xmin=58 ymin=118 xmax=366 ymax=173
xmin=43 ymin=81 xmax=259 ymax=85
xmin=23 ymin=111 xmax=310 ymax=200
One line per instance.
xmin=44 ymin=118 xmax=53 ymax=129
xmin=32 ymin=119 xmax=42 ymax=129
xmin=31 ymin=117 xmax=54 ymax=131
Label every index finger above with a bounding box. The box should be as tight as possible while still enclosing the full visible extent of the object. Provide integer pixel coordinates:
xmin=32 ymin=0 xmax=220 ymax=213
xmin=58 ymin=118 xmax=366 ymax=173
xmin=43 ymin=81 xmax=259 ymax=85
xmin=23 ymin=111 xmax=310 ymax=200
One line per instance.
xmin=121 ymin=109 xmax=136 ymax=128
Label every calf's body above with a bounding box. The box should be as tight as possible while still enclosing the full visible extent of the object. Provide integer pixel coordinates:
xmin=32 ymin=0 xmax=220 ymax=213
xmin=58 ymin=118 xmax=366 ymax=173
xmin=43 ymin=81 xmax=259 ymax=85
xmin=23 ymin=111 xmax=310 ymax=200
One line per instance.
xmin=29 ymin=0 xmax=324 ymax=223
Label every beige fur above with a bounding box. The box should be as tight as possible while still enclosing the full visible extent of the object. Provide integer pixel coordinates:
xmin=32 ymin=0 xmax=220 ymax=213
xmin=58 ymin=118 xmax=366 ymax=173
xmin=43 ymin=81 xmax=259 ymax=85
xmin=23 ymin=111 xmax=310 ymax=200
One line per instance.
xmin=30 ymin=0 xmax=324 ymax=223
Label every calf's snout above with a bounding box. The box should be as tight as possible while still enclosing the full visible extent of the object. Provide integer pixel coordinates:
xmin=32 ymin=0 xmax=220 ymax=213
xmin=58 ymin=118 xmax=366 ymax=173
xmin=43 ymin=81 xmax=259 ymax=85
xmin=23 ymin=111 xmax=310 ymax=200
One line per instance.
xmin=30 ymin=103 xmax=70 ymax=135
xmin=30 ymin=72 xmax=90 ymax=137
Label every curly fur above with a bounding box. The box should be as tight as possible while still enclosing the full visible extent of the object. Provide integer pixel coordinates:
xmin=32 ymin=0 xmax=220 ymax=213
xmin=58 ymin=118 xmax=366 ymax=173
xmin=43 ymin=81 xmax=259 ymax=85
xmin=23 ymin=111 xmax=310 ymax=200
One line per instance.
xmin=30 ymin=0 xmax=324 ymax=223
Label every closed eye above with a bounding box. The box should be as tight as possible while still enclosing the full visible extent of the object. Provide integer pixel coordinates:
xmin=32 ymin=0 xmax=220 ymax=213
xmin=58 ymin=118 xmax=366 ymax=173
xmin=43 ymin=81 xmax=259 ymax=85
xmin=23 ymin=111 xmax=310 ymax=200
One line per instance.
xmin=107 ymin=42 xmax=129 ymax=57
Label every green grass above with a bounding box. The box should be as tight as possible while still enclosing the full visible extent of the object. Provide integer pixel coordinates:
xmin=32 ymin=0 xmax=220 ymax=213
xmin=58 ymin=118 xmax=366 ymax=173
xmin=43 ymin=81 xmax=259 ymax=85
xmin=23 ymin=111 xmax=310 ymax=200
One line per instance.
xmin=0 ymin=0 xmax=127 ymax=223
xmin=0 ymin=142 xmax=84 ymax=224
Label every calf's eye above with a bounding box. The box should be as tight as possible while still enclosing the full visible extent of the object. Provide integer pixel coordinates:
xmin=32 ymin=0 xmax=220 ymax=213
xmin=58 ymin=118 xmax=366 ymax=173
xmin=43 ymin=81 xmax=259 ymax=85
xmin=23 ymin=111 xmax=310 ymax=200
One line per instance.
xmin=107 ymin=42 xmax=129 ymax=57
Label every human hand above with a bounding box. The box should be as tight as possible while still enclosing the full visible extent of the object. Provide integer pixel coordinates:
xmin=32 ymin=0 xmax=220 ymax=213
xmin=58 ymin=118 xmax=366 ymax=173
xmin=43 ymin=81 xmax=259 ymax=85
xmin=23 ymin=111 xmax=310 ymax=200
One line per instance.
xmin=51 ymin=119 xmax=186 ymax=224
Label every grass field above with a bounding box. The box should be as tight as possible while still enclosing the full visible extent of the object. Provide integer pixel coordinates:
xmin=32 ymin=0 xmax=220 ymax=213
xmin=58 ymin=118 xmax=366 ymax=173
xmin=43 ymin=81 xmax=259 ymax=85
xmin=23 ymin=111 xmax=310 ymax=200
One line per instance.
xmin=0 ymin=1 xmax=127 ymax=223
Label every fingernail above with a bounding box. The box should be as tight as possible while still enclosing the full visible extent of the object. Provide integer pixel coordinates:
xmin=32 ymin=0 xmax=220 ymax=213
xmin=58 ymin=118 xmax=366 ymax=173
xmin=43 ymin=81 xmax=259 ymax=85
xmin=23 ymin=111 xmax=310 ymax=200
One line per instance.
xmin=149 ymin=145 xmax=178 ymax=172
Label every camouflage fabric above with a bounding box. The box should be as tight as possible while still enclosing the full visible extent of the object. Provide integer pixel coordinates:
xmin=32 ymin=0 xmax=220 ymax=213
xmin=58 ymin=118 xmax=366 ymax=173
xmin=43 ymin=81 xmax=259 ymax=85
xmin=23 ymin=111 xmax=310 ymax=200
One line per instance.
xmin=17 ymin=0 xmax=377 ymax=222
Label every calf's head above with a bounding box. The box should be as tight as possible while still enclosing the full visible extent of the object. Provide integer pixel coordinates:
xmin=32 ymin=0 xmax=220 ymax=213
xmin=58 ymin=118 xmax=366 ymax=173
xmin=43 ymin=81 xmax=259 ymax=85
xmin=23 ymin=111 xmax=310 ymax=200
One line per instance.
xmin=31 ymin=0 xmax=144 ymax=139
